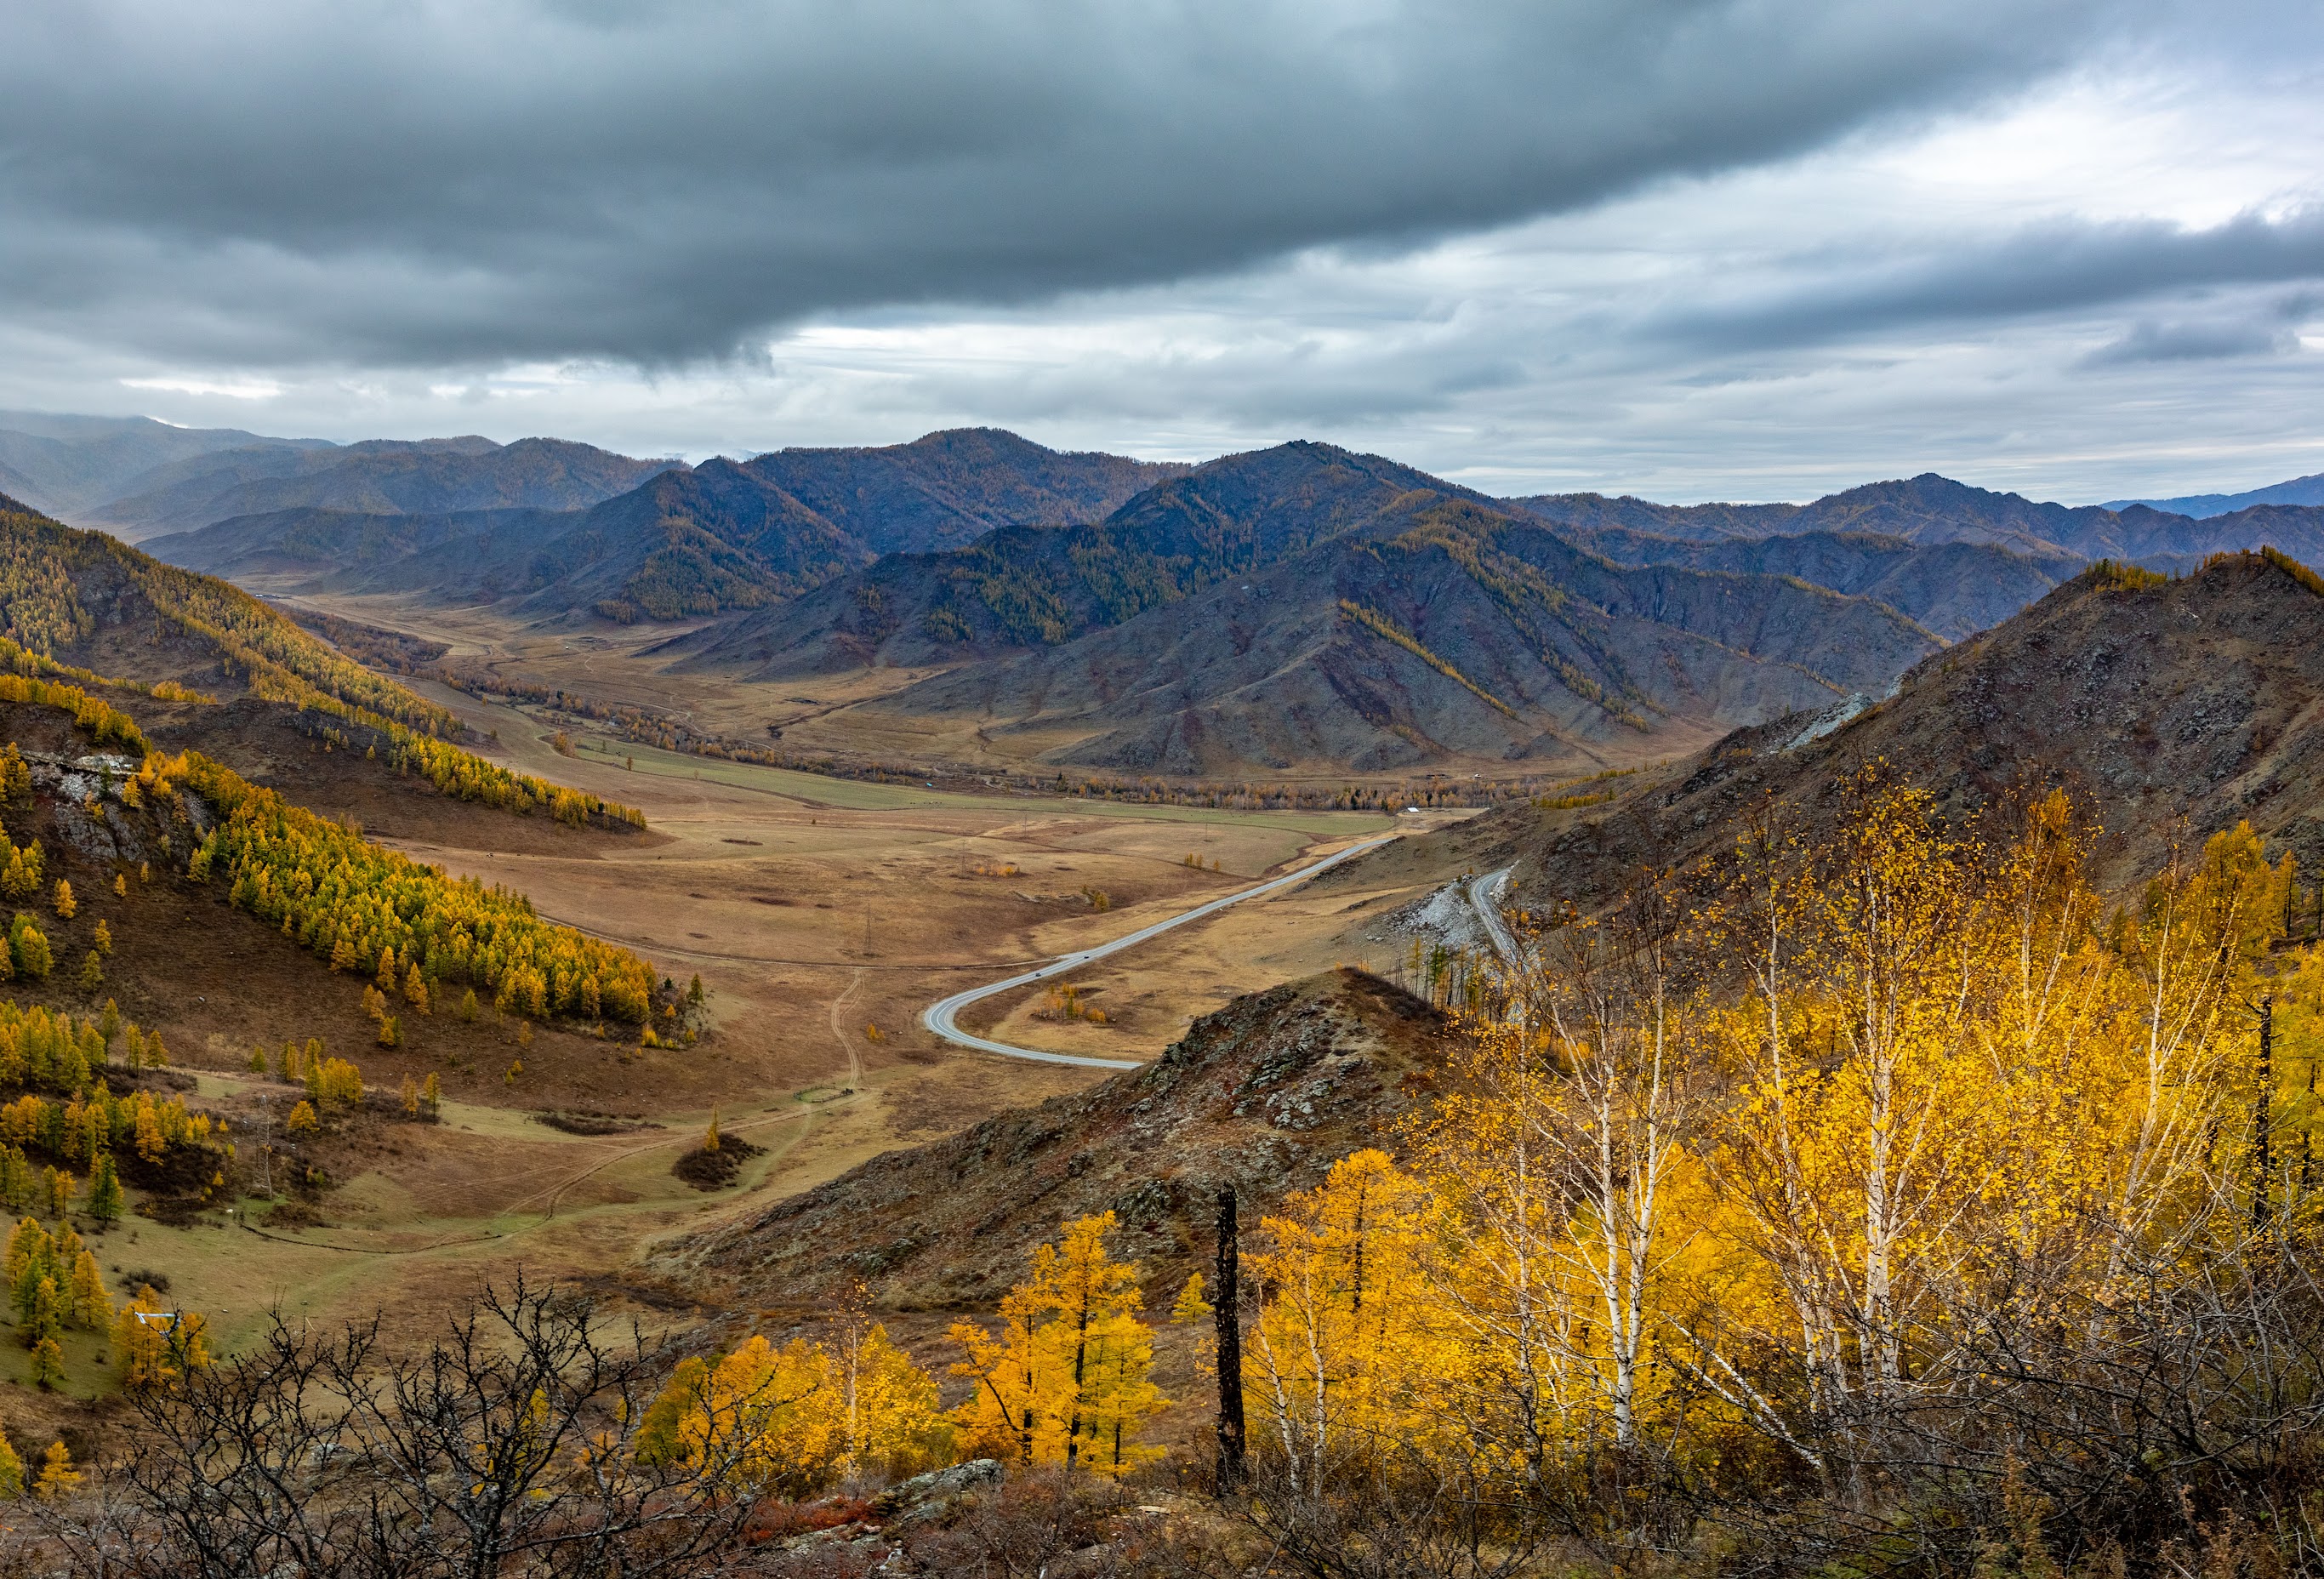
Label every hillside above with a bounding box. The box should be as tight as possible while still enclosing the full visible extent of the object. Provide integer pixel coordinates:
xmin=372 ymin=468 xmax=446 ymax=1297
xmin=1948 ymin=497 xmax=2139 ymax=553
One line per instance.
xmin=90 ymin=436 xmax=675 ymax=541
xmin=1390 ymin=549 xmax=2324 ymax=915
xmin=657 ymin=967 xmax=1452 ymax=1308
xmin=0 ymin=493 xmax=644 ymax=838
xmin=857 ymin=493 xmax=1934 ymax=776
xmin=1576 ymin=528 xmax=2080 ymax=639
xmin=0 ymin=704 xmax=668 ymax=1169
xmin=148 ymin=430 xmax=1181 ymax=624
xmin=677 ymin=441 xmax=1468 ymax=675
xmin=745 ymin=427 xmax=1188 ymax=556
xmin=0 ymin=412 xmax=326 ymax=522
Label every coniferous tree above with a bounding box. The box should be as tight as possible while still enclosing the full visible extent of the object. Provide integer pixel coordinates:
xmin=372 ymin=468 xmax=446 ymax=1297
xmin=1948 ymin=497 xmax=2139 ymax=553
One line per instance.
xmin=91 ymin=920 xmax=110 ymax=957
xmin=7 ymin=915 xmax=49 ymax=980
xmin=49 ymin=881 xmax=71 ymax=920
xmin=86 ymin=1154 xmax=122 ymax=1224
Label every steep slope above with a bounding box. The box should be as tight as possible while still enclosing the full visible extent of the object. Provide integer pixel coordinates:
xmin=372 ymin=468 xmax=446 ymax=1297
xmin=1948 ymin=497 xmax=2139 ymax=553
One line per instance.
xmin=1508 ymin=491 xmax=1803 ymax=541
xmin=99 ymin=436 xmax=675 ymax=541
xmin=657 ymin=968 xmax=1452 ymax=1308
xmin=0 ymin=493 xmax=644 ymax=838
xmin=2108 ymin=470 xmax=2324 ymax=518
xmin=0 ymin=412 xmax=323 ymax=522
xmin=150 ymin=430 xmax=1176 ymax=623
xmin=1410 ymin=550 xmax=2324 ymax=915
xmin=677 ymin=442 xmax=1532 ymax=676
xmin=1579 ymin=528 xmax=2080 ymax=639
xmin=746 ymin=427 xmax=1188 ymax=556
xmin=845 ymin=492 xmax=1937 ymax=777
xmin=148 ymin=459 xmax=858 ymax=619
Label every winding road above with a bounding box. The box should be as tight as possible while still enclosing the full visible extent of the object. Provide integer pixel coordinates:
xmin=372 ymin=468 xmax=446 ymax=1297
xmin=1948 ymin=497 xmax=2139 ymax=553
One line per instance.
xmin=1467 ymin=867 xmax=1518 ymax=962
xmin=921 ymin=835 xmax=1398 ymax=1069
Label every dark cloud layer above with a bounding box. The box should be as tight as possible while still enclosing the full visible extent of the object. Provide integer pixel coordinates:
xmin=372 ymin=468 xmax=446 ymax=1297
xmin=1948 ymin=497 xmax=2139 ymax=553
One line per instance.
xmin=0 ymin=0 xmax=2122 ymax=367
xmin=1655 ymin=208 xmax=2324 ymax=354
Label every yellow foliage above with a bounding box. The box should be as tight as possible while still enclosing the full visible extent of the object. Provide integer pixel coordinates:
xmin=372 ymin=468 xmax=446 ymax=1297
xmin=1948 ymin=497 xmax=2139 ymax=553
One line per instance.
xmin=636 ymin=1321 xmax=950 ymax=1495
xmin=949 ymin=1211 xmax=1165 ymax=1476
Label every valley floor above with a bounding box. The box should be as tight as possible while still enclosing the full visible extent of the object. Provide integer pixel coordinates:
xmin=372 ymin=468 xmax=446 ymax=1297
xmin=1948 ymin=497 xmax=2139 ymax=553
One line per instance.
xmin=110 ymin=644 xmax=1481 ymax=1363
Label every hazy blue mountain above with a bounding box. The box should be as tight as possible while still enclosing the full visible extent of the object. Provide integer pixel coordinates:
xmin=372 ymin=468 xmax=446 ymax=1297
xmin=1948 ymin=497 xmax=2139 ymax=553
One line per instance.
xmin=0 ymin=411 xmax=326 ymax=521
xmin=2105 ymin=471 xmax=2324 ymax=519
xmin=90 ymin=435 xmax=675 ymax=540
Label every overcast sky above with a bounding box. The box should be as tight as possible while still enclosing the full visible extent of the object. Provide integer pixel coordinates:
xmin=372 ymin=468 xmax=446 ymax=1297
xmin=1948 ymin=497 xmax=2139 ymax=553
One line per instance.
xmin=3 ymin=0 xmax=2321 ymax=502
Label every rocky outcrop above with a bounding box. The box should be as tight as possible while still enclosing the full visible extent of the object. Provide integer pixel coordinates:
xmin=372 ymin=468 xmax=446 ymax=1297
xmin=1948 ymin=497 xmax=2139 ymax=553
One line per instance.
xmin=654 ymin=968 xmax=1453 ymax=1310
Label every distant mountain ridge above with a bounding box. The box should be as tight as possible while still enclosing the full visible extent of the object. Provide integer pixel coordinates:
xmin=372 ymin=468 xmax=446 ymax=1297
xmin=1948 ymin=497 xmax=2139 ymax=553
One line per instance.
xmin=2105 ymin=470 xmax=2324 ymax=519
xmin=0 ymin=411 xmax=328 ymax=522
xmin=88 ymin=435 xmax=676 ymax=540
xmin=147 ymin=430 xmax=1188 ymax=623
xmin=1518 ymin=471 xmax=2324 ymax=566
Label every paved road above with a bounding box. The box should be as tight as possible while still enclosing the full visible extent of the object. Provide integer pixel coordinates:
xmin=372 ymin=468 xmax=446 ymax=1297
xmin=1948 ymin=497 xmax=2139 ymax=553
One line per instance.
xmin=921 ymin=836 xmax=1399 ymax=1070
xmin=1467 ymin=866 xmax=1518 ymax=963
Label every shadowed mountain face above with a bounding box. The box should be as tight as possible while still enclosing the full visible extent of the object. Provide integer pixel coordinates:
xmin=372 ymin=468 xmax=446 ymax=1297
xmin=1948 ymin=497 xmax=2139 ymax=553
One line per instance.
xmin=1575 ymin=529 xmax=2082 ymax=640
xmin=759 ymin=460 xmax=1944 ymax=778
xmin=145 ymin=430 xmax=1183 ymax=621
xmin=745 ymin=427 xmax=1188 ymax=556
xmin=676 ymin=441 xmax=1468 ymax=673
xmin=1409 ymin=551 xmax=2324 ymax=914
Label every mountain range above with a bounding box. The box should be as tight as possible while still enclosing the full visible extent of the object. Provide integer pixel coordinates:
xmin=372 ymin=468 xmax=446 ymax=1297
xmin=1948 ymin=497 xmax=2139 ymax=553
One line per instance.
xmin=661 ymin=451 xmax=2324 ymax=778
xmin=1376 ymin=548 xmax=2324 ymax=919
xmin=145 ymin=429 xmax=1186 ymax=622
xmin=21 ymin=406 xmax=2324 ymax=783
xmin=2105 ymin=469 xmax=2324 ymax=519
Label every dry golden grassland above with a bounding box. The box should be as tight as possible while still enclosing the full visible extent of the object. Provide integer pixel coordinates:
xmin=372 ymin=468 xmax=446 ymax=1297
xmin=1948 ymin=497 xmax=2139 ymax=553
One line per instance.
xmin=81 ymin=598 xmax=1480 ymax=1368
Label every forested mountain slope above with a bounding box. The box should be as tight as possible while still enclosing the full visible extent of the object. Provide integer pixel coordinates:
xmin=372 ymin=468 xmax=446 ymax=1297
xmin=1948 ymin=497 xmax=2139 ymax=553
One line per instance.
xmin=0 ymin=493 xmax=641 ymax=833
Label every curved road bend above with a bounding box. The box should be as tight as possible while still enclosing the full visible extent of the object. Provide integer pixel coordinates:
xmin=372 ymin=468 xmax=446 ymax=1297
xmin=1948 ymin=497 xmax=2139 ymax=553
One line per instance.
xmin=923 ymin=835 xmax=1399 ymax=1070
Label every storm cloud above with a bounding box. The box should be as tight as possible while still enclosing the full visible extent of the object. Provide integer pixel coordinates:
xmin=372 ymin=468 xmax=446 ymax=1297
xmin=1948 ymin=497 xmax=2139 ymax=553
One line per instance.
xmin=3 ymin=0 xmax=2122 ymax=364
xmin=2 ymin=1 xmax=2321 ymax=503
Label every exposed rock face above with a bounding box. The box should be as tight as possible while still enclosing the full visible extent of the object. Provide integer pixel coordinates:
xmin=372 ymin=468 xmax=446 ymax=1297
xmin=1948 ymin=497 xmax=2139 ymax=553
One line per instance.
xmin=656 ymin=969 xmax=1454 ymax=1309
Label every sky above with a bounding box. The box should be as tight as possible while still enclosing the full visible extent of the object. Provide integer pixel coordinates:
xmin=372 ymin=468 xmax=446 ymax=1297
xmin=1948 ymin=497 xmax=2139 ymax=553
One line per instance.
xmin=2 ymin=0 xmax=2321 ymax=503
